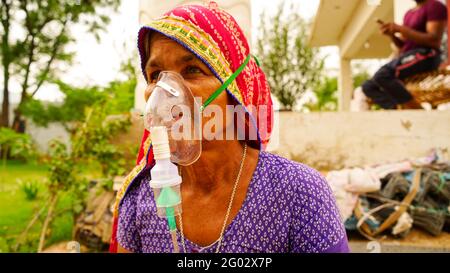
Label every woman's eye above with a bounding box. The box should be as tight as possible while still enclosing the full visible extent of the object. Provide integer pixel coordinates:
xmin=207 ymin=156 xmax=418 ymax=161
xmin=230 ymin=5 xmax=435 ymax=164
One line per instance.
xmin=185 ymin=66 xmax=202 ymax=75
xmin=149 ymin=71 xmax=160 ymax=83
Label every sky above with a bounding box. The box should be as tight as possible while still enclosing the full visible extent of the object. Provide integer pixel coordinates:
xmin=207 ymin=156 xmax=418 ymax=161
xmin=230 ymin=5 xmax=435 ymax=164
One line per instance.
xmin=34 ymin=0 xmax=141 ymax=102
xmin=5 ymin=0 xmax=379 ymax=103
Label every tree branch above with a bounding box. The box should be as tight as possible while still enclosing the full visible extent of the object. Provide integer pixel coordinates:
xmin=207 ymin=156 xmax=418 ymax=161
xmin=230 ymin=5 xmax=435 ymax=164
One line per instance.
xmin=20 ymin=34 xmax=36 ymax=103
xmin=38 ymin=193 xmax=59 ymax=253
xmin=1 ymin=0 xmax=11 ymax=127
xmin=18 ymin=0 xmax=56 ymax=101
xmin=30 ymin=19 xmax=68 ymax=98
xmin=13 ymin=199 xmax=50 ymax=252
xmin=0 ymin=0 xmax=10 ymax=27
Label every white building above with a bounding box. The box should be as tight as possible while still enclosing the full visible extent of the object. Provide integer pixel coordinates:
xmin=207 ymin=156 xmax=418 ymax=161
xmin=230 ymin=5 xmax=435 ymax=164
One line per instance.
xmin=310 ymin=0 xmax=448 ymax=111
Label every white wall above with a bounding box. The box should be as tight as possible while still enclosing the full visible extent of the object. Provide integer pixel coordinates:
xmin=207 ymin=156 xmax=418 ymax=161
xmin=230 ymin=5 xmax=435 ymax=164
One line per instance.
xmin=271 ymin=110 xmax=450 ymax=170
xmin=26 ymin=122 xmax=70 ymax=154
xmin=393 ymin=0 xmax=416 ymax=24
xmin=1 ymin=102 xmax=69 ymax=154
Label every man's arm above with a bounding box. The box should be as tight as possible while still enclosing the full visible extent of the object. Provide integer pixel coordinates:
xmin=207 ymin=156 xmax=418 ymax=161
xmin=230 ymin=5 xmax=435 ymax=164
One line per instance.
xmin=399 ymin=20 xmax=446 ymax=49
xmin=380 ymin=22 xmax=405 ymax=49
xmin=390 ymin=33 xmax=405 ymax=49
xmin=382 ymin=21 xmax=446 ymax=50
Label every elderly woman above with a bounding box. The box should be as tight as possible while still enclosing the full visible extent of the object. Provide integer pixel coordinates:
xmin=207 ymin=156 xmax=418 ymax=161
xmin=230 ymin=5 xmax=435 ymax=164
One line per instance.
xmin=110 ymin=2 xmax=349 ymax=253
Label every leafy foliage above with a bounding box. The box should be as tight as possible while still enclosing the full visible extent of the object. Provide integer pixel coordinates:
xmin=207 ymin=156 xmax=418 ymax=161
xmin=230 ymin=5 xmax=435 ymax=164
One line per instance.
xmin=305 ymin=70 xmax=372 ymax=112
xmin=304 ymin=77 xmax=338 ymax=112
xmin=353 ymin=70 xmax=371 ymax=89
xmin=19 ymin=179 xmax=40 ymax=201
xmin=0 ymin=127 xmax=36 ymax=165
xmin=20 ymin=76 xmax=136 ymax=133
xmin=256 ymin=1 xmax=324 ymax=110
xmin=1 ymin=0 xmax=121 ymax=128
xmin=32 ymin=97 xmax=131 ymax=251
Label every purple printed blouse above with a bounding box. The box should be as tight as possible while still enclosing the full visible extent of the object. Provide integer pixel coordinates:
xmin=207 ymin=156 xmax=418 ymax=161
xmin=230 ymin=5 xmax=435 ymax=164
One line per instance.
xmin=117 ymin=151 xmax=350 ymax=253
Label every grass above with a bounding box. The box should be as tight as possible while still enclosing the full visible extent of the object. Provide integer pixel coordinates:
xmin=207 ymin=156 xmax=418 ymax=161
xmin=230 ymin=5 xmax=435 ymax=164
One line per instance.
xmin=0 ymin=160 xmax=77 ymax=252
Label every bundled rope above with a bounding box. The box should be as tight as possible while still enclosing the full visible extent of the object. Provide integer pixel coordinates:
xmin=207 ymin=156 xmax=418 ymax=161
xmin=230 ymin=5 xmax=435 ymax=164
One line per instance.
xmin=409 ymin=207 xmax=446 ymax=236
xmin=381 ymin=173 xmax=410 ymax=200
xmin=423 ymin=169 xmax=450 ymax=202
xmin=354 ymin=169 xmax=421 ymax=240
xmin=355 ymin=166 xmax=450 ymax=238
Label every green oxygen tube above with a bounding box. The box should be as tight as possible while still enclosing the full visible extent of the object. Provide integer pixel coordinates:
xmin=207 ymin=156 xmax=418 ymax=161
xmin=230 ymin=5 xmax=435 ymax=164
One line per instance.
xmin=157 ymin=187 xmax=181 ymax=252
xmin=149 ymin=126 xmax=183 ymax=253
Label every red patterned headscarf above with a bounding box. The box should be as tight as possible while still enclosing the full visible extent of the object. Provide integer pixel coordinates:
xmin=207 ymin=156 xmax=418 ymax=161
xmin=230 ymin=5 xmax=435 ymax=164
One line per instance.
xmin=109 ymin=2 xmax=273 ymax=252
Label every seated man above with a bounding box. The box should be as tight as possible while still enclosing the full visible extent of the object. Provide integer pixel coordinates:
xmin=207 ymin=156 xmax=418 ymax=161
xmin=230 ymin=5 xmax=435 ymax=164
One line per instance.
xmin=362 ymin=0 xmax=447 ymax=109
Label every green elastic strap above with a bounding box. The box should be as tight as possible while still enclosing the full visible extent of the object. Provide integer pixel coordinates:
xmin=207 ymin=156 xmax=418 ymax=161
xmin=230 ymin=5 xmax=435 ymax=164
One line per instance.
xmin=200 ymin=54 xmax=254 ymax=112
xmin=252 ymin=54 xmax=261 ymax=67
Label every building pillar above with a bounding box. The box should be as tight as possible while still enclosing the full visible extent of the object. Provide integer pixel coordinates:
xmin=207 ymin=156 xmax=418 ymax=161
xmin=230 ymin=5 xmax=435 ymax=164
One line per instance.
xmin=338 ymin=57 xmax=353 ymax=111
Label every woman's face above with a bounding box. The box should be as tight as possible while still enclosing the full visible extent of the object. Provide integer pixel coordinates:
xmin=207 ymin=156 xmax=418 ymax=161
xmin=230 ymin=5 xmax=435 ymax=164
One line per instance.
xmin=144 ymin=32 xmax=237 ymax=140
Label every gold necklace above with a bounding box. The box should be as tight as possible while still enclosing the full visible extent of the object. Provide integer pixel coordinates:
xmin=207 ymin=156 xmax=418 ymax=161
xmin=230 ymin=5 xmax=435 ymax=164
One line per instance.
xmin=178 ymin=143 xmax=248 ymax=253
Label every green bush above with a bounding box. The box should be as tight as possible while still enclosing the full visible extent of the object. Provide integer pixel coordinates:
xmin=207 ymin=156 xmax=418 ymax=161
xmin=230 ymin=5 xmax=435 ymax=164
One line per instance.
xmin=19 ymin=180 xmax=40 ymax=201
xmin=0 ymin=128 xmax=37 ymax=165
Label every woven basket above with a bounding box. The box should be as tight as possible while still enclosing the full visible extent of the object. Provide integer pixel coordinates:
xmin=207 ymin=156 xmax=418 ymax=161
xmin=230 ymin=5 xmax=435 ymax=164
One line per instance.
xmin=404 ymin=70 xmax=450 ymax=108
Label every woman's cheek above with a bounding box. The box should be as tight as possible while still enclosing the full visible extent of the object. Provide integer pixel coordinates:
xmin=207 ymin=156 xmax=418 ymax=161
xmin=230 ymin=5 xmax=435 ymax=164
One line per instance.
xmin=188 ymin=77 xmax=228 ymax=137
xmin=188 ymin=77 xmax=221 ymax=105
xmin=144 ymin=83 xmax=155 ymax=102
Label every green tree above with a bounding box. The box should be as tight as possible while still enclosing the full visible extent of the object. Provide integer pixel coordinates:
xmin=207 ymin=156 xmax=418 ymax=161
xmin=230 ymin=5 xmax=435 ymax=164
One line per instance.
xmin=256 ymin=1 xmax=324 ymax=111
xmin=304 ymin=69 xmax=371 ymax=112
xmin=353 ymin=70 xmax=371 ymax=88
xmin=304 ymin=77 xmax=338 ymax=112
xmin=0 ymin=0 xmax=120 ymax=129
xmin=19 ymin=75 xmax=135 ymax=134
xmin=19 ymin=54 xmax=136 ymax=134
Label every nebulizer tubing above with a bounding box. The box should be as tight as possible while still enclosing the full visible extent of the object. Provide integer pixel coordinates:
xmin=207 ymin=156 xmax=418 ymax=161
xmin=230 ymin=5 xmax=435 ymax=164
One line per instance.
xmin=149 ymin=126 xmax=182 ymax=253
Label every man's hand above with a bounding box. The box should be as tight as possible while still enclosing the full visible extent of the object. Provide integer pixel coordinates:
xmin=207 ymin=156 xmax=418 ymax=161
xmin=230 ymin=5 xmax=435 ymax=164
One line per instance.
xmin=380 ymin=22 xmax=400 ymax=36
xmin=377 ymin=20 xmax=404 ymax=49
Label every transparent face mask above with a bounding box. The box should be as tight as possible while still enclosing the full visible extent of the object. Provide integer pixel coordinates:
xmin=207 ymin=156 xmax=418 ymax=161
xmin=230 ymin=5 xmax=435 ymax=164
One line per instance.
xmin=143 ymin=71 xmax=202 ymax=166
xmin=143 ymin=54 xmax=255 ymax=166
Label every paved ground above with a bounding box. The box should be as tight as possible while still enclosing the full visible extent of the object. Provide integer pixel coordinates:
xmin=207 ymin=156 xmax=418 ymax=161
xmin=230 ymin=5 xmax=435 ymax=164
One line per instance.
xmin=41 ymin=229 xmax=450 ymax=253
xmin=349 ymin=229 xmax=450 ymax=253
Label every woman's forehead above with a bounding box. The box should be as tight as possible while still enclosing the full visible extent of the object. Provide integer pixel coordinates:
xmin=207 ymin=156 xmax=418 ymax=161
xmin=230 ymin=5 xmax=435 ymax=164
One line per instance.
xmin=147 ymin=32 xmax=197 ymax=62
xmin=149 ymin=32 xmax=181 ymax=51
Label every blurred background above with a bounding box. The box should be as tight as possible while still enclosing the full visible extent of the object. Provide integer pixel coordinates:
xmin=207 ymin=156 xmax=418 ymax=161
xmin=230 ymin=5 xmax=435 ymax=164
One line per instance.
xmin=0 ymin=0 xmax=449 ymax=253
